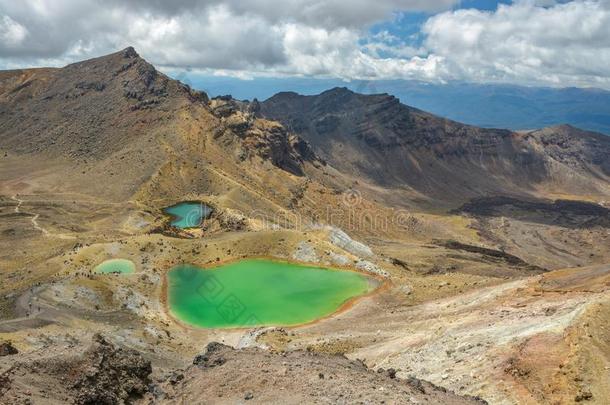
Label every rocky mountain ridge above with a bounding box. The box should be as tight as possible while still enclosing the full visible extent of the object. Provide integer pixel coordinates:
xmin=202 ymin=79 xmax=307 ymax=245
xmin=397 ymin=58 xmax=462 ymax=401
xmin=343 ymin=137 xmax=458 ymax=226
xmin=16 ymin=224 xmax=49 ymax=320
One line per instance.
xmin=0 ymin=47 xmax=319 ymax=179
xmin=260 ymin=87 xmax=610 ymax=204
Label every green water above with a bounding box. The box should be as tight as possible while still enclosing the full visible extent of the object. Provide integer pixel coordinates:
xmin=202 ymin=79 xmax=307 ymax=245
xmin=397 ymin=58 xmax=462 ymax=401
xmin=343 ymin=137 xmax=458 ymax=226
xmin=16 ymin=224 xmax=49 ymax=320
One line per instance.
xmin=163 ymin=202 xmax=213 ymax=229
xmin=167 ymin=259 xmax=371 ymax=328
xmin=95 ymin=259 xmax=136 ymax=274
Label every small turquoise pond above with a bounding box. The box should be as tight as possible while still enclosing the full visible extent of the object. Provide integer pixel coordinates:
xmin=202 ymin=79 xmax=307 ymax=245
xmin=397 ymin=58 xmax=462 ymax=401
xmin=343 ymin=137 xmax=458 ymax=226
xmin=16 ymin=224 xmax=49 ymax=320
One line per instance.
xmin=95 ymin=259 xmax=136 ymax=274
xmin=163 ymin=202 xmax=213 ymax=229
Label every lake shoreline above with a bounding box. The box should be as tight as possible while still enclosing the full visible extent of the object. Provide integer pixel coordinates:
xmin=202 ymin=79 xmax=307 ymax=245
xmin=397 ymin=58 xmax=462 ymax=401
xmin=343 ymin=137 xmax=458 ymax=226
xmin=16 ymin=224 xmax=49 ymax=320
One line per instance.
xmin=161 ymin=256 xmax=389 ymax=331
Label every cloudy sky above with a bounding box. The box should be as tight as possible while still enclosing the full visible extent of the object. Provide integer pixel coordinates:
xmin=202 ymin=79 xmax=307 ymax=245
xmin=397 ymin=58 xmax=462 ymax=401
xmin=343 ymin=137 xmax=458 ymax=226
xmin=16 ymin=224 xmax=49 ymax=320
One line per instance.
xmin=1 ymin=0 xmax=610 ymax=89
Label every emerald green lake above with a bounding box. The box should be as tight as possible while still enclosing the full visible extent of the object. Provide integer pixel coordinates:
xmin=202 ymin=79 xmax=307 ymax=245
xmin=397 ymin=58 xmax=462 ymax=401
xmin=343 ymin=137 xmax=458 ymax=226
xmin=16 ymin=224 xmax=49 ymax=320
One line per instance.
xmin=95 ymin=259 xmax=136 ymax=274
xmin=163 ymin=202 xmax=212 ymax=229
xmin=167 ymin=259 xmax=371 ymax=328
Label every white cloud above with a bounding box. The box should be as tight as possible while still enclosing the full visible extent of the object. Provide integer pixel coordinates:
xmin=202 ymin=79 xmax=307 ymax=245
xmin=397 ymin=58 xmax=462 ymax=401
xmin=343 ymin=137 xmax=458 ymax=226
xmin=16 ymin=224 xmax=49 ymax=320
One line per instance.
xmin=0 ymin=15 xmax=27 ymax=49
xmin=1 ymin=0 xmax=610 ymax=89
xmin=107 ymin=0 xmax=459 ymax=29
xmin=124 ymin=6 xmax=286 ymax=70
xmin=0 ymin=0 xmax=457 ymax=79
xmin=242 ymin=23 xmax=447 ymax=80
xmin=421 ymin=0 xmax=610 ymax=87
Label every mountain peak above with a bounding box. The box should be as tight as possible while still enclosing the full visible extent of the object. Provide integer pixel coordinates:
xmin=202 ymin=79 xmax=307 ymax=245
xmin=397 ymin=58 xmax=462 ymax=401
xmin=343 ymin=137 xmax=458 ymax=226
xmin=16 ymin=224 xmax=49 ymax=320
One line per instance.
xmin=0 ymin=47 xmax=213 ymax=157
xmin=122 ymin=46 xmax=139 ymax=58
xmin=323 ymin=86 xmax=353 ymax=95
xmin=268 ymin=91 xmax=300 ymax=99
xmin=62 ymin=46 xmax=149 ymax=74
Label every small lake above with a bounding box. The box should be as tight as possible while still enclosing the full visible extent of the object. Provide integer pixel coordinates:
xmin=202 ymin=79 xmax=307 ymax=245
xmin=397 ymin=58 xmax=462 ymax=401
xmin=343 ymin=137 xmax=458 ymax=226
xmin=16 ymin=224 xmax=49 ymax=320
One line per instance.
xmin=95 ymin=259 xmax=136 ymax=274
xmin=163 ymin=202 xmax=213 ymax=229
xmin=167 ymin=259 xmax=372 ymax=328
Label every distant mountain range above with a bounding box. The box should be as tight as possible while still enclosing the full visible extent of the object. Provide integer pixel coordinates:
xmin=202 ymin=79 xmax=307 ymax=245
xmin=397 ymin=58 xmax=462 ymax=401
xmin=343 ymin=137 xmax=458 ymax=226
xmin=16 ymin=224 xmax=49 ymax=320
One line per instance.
xmin=180 ymin=75 xmax=610 ymax=135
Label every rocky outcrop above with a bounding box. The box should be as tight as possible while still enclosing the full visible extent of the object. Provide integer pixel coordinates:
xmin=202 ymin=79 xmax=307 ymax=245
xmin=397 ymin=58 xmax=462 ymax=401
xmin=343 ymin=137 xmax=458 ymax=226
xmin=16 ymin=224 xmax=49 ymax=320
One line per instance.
xmin=210 ymin=96 xmax=321 ymax=176
xmin=149 ymin=342 xmax=487 ymax=404
xmin=0 ymin=334 xmax=152 ymax=404
xmin=0 ymin=341 xmax=18 ymax=356
xmin=327 ymin=226 xmax=373 ymax=257
xmin=72 ymin=334 xmax=152 ymax=404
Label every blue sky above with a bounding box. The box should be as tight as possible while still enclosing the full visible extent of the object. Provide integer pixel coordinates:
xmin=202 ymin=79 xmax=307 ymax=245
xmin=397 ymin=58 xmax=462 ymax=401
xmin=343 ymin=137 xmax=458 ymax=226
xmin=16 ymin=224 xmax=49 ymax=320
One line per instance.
xmin=369 ymin=0 xmax=512 ymax=49
xmin=458 ymin=0 xmax=513 ymax=11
